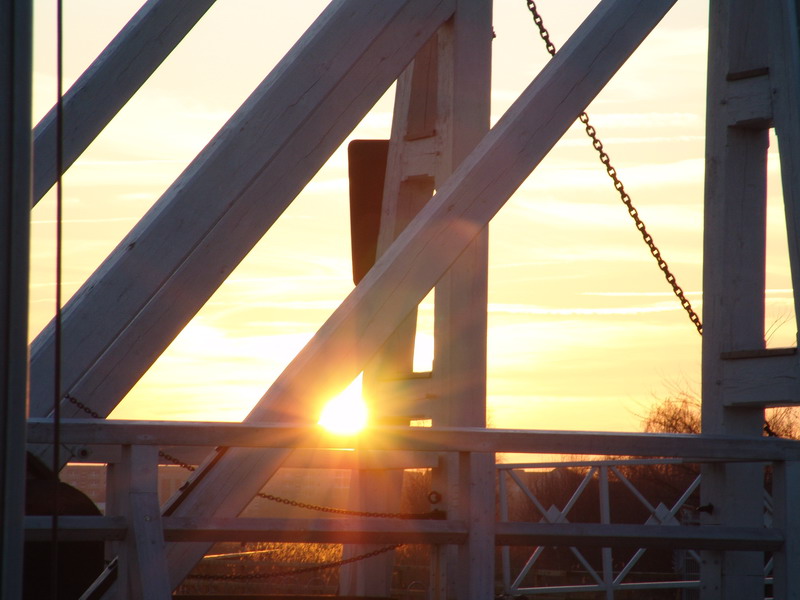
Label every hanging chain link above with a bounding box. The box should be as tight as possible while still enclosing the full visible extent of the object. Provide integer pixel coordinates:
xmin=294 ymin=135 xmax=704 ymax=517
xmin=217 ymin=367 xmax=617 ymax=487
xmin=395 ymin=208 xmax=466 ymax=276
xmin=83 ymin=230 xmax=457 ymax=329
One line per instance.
xmin=188 ymin=543 xmax=402 ymax=582
xmin=255 ymin=491 xmax=445 ymax=520
xmin=64 ymin=393 xmax=101 ymax=418
xmin=525 ymin=1 xmax=703 ymax=336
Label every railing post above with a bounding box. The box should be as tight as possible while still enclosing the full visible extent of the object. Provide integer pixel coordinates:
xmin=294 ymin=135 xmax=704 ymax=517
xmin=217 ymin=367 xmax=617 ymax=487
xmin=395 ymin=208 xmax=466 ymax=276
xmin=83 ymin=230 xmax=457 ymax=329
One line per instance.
xmin=457 ymin=451 xmax=495 ymax=599
xmin=599 ymin=465 xmax=614 ymax=600
xmin=498 ymin=468 xmax=512 ymax=593
xmin=772 ymin=459 xmax=800 ymax=599
xmin=116 ymin=445 xmax=171 ymax=600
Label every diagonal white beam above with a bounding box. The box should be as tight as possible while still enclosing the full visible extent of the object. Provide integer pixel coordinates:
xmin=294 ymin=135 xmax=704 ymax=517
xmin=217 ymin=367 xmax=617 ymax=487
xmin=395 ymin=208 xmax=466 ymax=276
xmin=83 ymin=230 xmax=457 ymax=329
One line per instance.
xmin=28 ymin=0 xmax=457 ymax=433
xmin=32 ymin=0 xmax=215 ymax=204
xmin=160 ymin=0 xmax=677 ymax=588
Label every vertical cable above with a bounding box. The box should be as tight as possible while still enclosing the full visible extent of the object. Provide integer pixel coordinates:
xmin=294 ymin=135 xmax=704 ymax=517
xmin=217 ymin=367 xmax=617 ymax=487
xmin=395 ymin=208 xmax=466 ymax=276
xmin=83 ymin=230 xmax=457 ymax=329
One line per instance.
xmin=50 ymin=0 xmax=64 ymax=598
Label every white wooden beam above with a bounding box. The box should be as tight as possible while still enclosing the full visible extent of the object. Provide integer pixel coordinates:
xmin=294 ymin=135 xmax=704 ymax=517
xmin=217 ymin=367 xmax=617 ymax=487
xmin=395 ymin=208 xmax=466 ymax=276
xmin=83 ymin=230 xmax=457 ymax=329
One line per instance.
xmin=25 ymin=515 xmax=784 ymax=551
xmin=721 ymin=349 xmax=800 ymax=406
xmin=772 ymin=460 xmax=800 ymax=599
xmin=0 ymin=0 xmax=32 ymax=597
xmin=27 ymin=0 xmax=457 ymax=437
xmin=456 ymin=452 xmax=495 ymax=599
xmin=32 ymin=0 xmax=215 ymax=204
xmin=30 ymin=420 xmax=799 ymax=462
xmin=700 ymin=2 xmax=773 ymax=598
xmin=122 ymin=446 xmax=171 ymax=600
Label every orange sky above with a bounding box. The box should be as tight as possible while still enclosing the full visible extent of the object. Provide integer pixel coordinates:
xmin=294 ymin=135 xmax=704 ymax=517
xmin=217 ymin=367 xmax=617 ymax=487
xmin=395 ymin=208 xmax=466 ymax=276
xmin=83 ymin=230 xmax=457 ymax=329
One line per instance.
xmin=28 ymin=1 xmax=794 ymax=433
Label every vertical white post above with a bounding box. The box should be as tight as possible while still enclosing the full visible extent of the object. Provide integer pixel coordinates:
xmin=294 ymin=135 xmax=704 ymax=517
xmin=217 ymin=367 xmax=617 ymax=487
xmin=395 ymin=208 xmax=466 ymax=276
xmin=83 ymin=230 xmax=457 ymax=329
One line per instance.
xmin=499 ymin=470 xmax=512 ymax=593
xmin=457 ymin=452 xmax=495 ymax=600
xmin=431 ymin=2 xmax=492 ymax=596
xmin=599 ymin=466 xmax=614 ymax=600
xmin=701 ymin=1 xmax=771 ymax=598
xmin=118 ymin=445 xmax=171 ymax=600
xmin=772 ymin=460 xmax=800 ymax=599
xmin=0 ymin=1 xmax=32 ymax=599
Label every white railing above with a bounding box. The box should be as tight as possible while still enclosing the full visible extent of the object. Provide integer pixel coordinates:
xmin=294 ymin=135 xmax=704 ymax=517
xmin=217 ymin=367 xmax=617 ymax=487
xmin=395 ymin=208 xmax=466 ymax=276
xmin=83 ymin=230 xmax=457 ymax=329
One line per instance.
xmin=497 ymin=458 xmax=783 ymax=598
xmin=25 ymin=420 xmax=800 ymax=599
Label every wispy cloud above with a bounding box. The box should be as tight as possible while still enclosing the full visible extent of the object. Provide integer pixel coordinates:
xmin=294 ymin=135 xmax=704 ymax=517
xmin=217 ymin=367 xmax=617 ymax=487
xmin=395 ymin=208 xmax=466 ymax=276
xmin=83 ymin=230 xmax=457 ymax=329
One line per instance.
xmin=488 ymin=301 xmax=692 ymax=316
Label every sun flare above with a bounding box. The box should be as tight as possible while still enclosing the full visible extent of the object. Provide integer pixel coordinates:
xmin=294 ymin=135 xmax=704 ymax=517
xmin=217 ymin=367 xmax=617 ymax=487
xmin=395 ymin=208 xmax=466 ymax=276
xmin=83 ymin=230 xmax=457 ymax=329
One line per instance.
xmin=318 ymin=376 xmax=368 ymax=434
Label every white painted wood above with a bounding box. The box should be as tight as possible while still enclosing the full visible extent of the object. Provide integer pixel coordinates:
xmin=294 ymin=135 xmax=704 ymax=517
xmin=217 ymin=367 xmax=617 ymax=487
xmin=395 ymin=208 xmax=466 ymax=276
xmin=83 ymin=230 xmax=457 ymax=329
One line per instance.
xmin=771 ymin=460 xmax=800 ymax=599
xmin=723 ymin=74 xmax=773 ymax=128
xmin=117 ymin=446 xmax=172 ymax=600
xmin=27 ymin=0 xmax=457 ymax=433
xmin=0 ymin=1 xmax=32 ymax=597
xmin=24 ymin=515 xmax=785 ymax=551
xmin=700 ymin=2 xmax=772 ymax=598
xmin=25 ymin=516 xmax=127 ymax=541
xmin=721 ymin=352 xmax=800 ymax=406
xmin=32 ymin=0 xmax=215 ymax=203
xmin=28 ymin=419 xmax=800 ymax=461
xmin=457 ymin=452 xmax=495 ymax=599
xmin=122 ymin=446 xmax=171 ymax=599
xmin=493 ymin=522 xmax=782 ymax=551
xmin=65 ymin=444 xmax=439 ymax=470
xmin=431 ymin=0 xmax=491 ymax=430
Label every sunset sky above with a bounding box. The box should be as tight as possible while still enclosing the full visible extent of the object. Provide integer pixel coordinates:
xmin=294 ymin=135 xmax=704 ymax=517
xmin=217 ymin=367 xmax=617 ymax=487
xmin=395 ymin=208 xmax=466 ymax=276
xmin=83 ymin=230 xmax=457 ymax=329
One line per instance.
xmin=28 ymin=1 xmax=793 ymax=433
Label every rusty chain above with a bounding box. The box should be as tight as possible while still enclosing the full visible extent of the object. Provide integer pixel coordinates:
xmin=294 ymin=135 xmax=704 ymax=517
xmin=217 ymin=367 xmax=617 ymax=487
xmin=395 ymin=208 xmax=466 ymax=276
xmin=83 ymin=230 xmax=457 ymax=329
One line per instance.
xmin=256 ymin=492 xmax=444 ymax=520
xmin=188 ymin=543 xmax=402 ymax=582
xmin=525 ymin=0 xmax=703 ymax=336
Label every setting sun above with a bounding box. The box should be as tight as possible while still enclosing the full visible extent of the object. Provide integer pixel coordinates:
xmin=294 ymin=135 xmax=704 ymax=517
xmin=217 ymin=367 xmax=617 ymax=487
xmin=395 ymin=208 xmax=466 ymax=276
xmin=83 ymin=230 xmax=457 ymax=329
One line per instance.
xmin=318 ymin=376 xmax=368 ymax=434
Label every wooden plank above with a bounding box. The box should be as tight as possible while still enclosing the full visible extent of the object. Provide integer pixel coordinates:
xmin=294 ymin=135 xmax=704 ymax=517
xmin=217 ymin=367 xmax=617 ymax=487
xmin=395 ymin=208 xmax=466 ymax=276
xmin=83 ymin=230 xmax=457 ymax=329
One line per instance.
xmin=772 ymin=460 xmax=800 ymax=599
xmin=31 ymin=0 xmax=215 ymax=203
xmin=127 ymin=446 xmax=171 ymax=599
xmin=723 ymin=74 xmax=773 ymax=127
xmin=24 ymin=515 xmax=784 ymax=551
xmin=0 ymin=3 xmax=33 ymax=597
xmin=494 ymin=522 xmax=783 ymax=551
xmin=431 ymin=0 xmax=491 ymax=430
xmin=457 ymin=452 xmax=495 ymax=599
xmin=24 ymin=516 xmax=127 ymax=541
xmin=700 ymin=2 xmax=773 ymax=597
xmin=28 ymin=419 xmax=800 ymax=461
xmin=65 ymin=445 xmax=439 ymax=470
xmin=27 ymin=0 xmax=457 ymax=432
xmin=721 ymin=353 xmax=800 ymax=406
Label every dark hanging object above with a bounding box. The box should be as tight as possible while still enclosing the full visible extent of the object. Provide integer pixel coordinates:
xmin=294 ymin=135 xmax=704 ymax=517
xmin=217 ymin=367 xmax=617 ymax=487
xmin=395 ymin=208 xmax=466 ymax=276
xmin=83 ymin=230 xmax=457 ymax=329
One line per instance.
xmin=348 ymin=139 xmax=390 ymax=284
xmin=24 ymin=453 xmax=105 ymax=600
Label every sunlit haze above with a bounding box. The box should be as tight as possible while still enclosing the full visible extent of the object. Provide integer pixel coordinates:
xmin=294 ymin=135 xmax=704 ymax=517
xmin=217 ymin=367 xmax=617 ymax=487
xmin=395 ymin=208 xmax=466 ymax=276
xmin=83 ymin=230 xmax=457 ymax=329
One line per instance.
xmin=318 ymin=376 xmax=368 ymax=435
xmin=29 ymin=2 xmax=794 ymax=433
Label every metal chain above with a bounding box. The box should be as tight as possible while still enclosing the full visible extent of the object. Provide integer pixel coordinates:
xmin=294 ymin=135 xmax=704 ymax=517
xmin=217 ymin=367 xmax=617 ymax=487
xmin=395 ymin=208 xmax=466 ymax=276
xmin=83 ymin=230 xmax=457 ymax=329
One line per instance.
xmin=64 ymin=392 xmax=443 ymax=518
xmin=525 ymin=1 xmax=703 ymax=336
xmin=65 ymin=393 xmax=197 ymax=470
xmin=256 ymin=492 xmax=445 ymax=520
xmin=64 ymin=393 xmax=101 ymax=418
xmin=188 ymin=543 xmax=402 ymax=582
